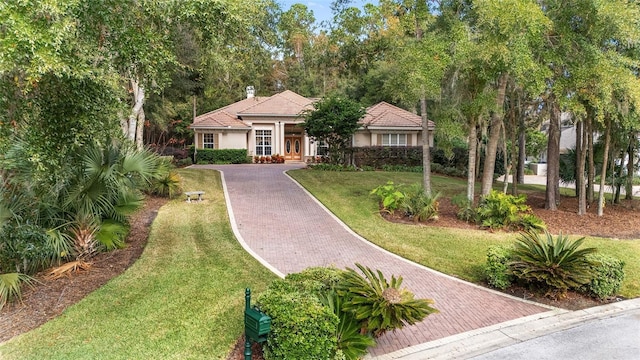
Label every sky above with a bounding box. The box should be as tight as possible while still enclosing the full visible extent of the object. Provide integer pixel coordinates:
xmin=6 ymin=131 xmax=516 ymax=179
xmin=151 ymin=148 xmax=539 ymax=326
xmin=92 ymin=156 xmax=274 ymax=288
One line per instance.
xmin=278 ymin=0 xmax=372 ymax=27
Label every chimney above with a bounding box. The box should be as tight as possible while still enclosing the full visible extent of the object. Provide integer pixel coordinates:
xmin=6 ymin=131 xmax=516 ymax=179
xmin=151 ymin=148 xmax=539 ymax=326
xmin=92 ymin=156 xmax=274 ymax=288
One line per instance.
xmin=246 ymin=86 xmax=255 ymax=99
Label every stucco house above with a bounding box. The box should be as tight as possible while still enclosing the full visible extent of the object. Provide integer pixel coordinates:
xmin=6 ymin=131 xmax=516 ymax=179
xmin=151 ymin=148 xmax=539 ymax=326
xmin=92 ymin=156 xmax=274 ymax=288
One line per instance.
xmin=190 ymin=87 xmax=434 ymax=162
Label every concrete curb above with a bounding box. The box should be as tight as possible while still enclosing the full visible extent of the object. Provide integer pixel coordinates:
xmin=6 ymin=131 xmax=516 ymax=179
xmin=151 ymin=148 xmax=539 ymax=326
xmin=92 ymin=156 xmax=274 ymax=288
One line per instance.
xmin=368 ymin=297 xmax=640 ymax=360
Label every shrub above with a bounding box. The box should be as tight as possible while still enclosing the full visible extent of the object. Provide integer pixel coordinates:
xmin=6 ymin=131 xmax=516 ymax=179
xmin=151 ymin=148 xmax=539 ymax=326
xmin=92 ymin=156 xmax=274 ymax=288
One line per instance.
xmin=484 ymin=245 xmax=514 ymax=290
xmin=583 ymin=254 xmax=625 ymax=299
xmin=176 ymin=157 xmax=192 ymax=167
xmin=0 ymin=223 xmax=53 ymax=274
xmin=284 ymin=266 xmax=345 ymax=295
xmin=399 ymin=186 xmax=439 ymax=222
xmin=476 ymin=190 xmax=545 ymax=231
xmin=310 ymin=164 xmax=357 ymax=171
xmin=258 ymin=281 xmax=339 ymax=360
xmin=450 ymin=193 xmax=476 ymax=222
xmin=189 ymin=147 xmax=248 ymax=164
xmin=510 ymin=231 xmax=597 ymax=296
xmin=337 ymin=263 xmax=438 ymax=337
xmin=370 ymin=181 xmax=405 ymax=214
xmin=148 ymin=160 xmax=183 ymax=198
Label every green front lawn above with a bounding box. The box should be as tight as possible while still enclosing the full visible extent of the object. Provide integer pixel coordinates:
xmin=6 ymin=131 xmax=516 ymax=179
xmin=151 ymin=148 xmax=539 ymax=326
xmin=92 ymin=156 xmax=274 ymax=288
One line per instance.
xmin=288 ymin=169 xmax=640 ymax=298
xmin=0 ymin=169 xmax=276 ymax=360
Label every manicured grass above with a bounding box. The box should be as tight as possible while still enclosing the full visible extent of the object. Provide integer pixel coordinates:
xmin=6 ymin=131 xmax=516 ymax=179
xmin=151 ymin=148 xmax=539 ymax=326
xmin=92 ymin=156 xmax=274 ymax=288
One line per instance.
xmin=0 ymin=169 xmax=276 ymax=359
xmin=288 ymin=169 xmax=640 ymax=298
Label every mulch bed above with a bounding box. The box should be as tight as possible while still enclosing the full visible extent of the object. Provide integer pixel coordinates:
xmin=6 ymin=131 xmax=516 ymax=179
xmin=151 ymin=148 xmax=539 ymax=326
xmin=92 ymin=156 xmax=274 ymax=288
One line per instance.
xmin=0 ymin=196 xmax=167 ymax=343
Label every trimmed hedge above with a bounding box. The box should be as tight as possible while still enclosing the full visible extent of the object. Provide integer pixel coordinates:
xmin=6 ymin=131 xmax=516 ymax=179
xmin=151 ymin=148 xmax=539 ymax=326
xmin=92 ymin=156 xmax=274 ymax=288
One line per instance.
xmin=484 ymin=245 xmax=514 ymax=290
xmin=188 ymin=146 xmax=248 ymax=164
xmin=584 ymin=254 xmax=625 ymax=299
xmin=258 ymin=277 xmax=339 ymax=360
xmin=351 ymin=146 xmax=423 ymax=168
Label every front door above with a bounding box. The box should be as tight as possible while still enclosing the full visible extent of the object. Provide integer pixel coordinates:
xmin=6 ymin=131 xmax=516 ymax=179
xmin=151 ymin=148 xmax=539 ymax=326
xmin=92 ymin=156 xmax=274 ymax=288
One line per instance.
xmin=284 ymin=136 xmax=302 ymax=161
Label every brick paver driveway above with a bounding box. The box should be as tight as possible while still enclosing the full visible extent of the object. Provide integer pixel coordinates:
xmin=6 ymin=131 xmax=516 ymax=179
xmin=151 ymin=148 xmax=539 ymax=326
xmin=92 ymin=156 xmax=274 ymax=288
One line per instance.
xmin=199 ymin=164 xmax=551 ymax=357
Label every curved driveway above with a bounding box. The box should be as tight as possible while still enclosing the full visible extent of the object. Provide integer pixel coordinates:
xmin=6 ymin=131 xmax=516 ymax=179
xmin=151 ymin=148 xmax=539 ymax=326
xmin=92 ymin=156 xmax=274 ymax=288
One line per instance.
xmin=199 ymin=164 xmax=552 ymax=357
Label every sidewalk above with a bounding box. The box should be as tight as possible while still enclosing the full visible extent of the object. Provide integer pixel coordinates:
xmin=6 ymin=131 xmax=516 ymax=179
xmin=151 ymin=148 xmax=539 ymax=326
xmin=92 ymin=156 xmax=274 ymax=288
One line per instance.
xmin=198 ymin=164 xmax=550 ymax=357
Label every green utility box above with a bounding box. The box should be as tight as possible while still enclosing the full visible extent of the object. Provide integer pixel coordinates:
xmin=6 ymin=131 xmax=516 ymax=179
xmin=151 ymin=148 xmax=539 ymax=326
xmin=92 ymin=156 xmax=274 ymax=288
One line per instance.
xmin=244 ymin=307 xmax=271 ymax=343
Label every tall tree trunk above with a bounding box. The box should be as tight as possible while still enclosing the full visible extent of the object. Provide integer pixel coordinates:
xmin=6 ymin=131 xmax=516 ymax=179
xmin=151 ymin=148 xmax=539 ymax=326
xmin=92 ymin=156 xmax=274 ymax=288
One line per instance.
xmin=575 ymin=119 xmax=583 ymax=197
xmin=481 ymin=73 xmax=508 ymax=195
xmin=467 ymin=116 xmax=478 ymax=203
xmin=577 ymin=120 xmax=587 ymax=215
xmin=598 ymin=117 xmax=611 ymax=216
xmin=135 ymin=107 xmax=145 ymax=149
xmin=626 ymin=134 xmax=636 ymax=200
xmin=517 ymin=124 xmax=526 ymax=184
xmin=126 ymin=78 xmax=145 ymax=145
xmin=421 ymin=91 xmax=432 ymax=196
xmin=587 ymin=113 xmax=595 ymax=203
xmin=545 ymin=96 xmax=561 ymax=210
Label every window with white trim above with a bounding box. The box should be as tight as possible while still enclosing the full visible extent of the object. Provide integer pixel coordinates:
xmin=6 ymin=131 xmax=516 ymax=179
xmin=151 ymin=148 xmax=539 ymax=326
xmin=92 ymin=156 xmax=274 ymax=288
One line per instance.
xmin=382 ymin=134 xmax=407 ymax=146
xmin=203 ymin=133 xmax=215 ymax=149
xmin=255 ymin=130 xmax=272 ymax=155
xmin=316 ymin=140 xmax=329 ymax=156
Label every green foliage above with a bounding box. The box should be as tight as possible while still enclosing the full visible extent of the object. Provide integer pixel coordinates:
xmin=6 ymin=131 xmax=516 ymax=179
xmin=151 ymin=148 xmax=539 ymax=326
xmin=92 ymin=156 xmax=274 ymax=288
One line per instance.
xmin=525 ymin=129 xmax=548 ymax=161
xmin=284 ymin=267 xmax=346 ymax=295
xmin=583 ymin=254 xmax=625 ymax=299
xmin=484 ymin=245 xmax=514 ymax=290
xmin=337 ymin=263 xmax=438 ymax=337
xmin=0 ymin=273 xmax=37 ymax=310
xmin=476 ymin=190 xmax=545 ymax=231
xmin=399 ymin=186 xmax=440 ymax=222
xmin=352 ymin=146 xmax=423 ymax=169
xmin=309 ymin=164 xmax=358 ymax=171
xmin=302 ymin=95 xmax=366 ymax=165
xmin=148 ymin=160 xmax=183 ymax=198
xmin=95 ymin=220 xmax=129 ymax=251
xmin=190 ymin=147 xmax=248 ymax=164
xmin=0 ymin=224 xmax=53 ymax=274
xmin=510 ymin=231 xmax=597 ymax=296
xmin=258 ymin=283 xmax=339 ymax=360
xmin=320 ymin=291 xmax=376 ymax=360
xmin=370 ymin=181 xmax=405 ymax=213
xmin=451 ymin=193 xmax=476 ymax=222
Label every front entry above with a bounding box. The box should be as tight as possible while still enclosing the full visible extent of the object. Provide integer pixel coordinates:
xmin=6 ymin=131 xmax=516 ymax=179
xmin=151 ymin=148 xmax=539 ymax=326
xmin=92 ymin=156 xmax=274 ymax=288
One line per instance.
xmin=284 ymin=136 xmax=302 ymax=161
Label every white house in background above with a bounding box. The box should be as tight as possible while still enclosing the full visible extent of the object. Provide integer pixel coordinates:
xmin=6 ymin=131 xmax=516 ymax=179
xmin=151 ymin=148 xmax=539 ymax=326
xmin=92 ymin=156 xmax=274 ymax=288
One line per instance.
xmin=190 ymin=88 xmax=435 ymax=162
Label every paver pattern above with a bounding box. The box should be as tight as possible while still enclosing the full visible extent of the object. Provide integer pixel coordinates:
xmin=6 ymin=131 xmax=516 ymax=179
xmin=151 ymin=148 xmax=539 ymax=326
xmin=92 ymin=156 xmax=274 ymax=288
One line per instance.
xmin=201 ymin=164 xmax=550 ymax=356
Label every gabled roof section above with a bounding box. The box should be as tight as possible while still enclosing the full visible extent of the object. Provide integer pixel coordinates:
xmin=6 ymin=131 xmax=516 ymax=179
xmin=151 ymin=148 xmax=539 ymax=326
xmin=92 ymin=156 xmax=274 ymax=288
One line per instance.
xmin=361 ymin=102 xmax=434 ymax=128
xmin=237 ymin=90 xmax=314 ymax=116
xmin=191 ymin=96 xmax=268 ymax=129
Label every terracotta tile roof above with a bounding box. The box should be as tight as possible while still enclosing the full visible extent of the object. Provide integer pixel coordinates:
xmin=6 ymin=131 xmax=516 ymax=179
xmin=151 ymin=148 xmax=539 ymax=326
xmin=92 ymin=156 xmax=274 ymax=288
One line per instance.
xmin=237 ymin=90 xmax=313 ymax=116
xmin=191 ymin=92 xmax=435 ymax=130
xmin=191 ymin=97 xmax=266 ymax=129
xmin=361 ymin=102 xmax=434 ymax=129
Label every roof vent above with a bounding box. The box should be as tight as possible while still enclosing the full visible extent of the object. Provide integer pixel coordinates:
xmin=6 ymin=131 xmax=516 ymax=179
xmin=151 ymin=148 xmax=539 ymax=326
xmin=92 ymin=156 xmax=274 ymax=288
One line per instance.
xmin=246 ymin=86 xmax=255 ymax=99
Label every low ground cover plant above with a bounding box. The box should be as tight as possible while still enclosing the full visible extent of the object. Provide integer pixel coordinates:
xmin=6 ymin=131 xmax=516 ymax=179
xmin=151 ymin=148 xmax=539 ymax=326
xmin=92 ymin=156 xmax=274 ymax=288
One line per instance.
xmin=371 ymin=182 xmax=440 ymax=222
xmin=474 ymin=190 xmax=545 ymax=232
xmin=257 ymin=265 xmax=437 ymax=360
xmin=484 ymin=231 xmax=625 ymax=299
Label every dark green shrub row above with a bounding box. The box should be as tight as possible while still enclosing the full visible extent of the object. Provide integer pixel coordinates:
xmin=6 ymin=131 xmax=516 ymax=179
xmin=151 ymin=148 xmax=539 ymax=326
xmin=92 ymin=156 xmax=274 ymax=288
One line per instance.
xmin=351 ymin=146 xmax=423 ymax=168
xmin=188 ymin=146 xmax=248 ymax=164
xmin=309 ymin=164 xmax=358 ymax=171
xmin=484 ymin=233 xmax=625 ymax=299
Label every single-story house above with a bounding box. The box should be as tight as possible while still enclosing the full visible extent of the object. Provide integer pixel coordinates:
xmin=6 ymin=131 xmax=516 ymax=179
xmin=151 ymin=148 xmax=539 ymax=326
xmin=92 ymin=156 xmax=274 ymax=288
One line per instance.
xmin=190 ymin=87 xmax=434 ymax=162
